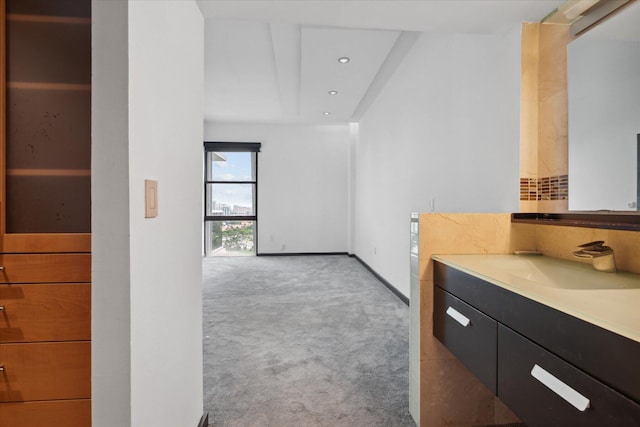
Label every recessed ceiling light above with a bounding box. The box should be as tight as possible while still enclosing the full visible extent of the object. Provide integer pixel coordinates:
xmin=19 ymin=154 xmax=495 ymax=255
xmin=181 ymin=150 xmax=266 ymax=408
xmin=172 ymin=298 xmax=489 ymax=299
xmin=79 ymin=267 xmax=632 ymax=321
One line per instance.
xmin=323 ymin=112 xmax=331 ymax=116
xmin=328 ymin=90 xmax=338 ymax=95
xmin=338 ymin=57 xmax=350 ymax=64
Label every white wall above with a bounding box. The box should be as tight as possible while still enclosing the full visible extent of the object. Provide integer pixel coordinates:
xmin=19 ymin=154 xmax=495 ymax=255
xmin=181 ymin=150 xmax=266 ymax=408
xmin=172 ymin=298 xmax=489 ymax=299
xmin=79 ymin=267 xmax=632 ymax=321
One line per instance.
xmin=205 ymin=122 xmax=350 ymax=254
xmin=93 ymin=1 xmax=204 ymax=426
xmin=568 ymin=39 xmax=640 ymax=211
xmin=355 ymin=27 xmax=522 ymax=298
xmin=92 ymin=1 xmax=131 ymax=425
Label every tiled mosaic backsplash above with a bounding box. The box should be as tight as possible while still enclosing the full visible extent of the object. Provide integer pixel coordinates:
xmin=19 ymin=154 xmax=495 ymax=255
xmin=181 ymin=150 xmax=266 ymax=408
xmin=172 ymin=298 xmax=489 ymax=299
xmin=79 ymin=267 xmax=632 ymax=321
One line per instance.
xmin=520 ymin=175 xmax=568 ymax=201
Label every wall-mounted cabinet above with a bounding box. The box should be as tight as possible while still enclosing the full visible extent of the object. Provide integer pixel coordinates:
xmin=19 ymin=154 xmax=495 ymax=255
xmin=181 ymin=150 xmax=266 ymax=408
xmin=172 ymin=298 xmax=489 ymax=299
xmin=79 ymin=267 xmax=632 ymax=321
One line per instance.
xmin=0 ymin=0 xmax=91 ymax=425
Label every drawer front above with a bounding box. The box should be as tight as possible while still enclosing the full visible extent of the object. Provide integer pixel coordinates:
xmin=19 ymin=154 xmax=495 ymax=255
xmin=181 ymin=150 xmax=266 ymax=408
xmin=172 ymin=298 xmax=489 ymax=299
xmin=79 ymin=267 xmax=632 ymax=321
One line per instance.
xmin=0 ymin=342 xmax=91 ymax=402
xmin=0 ymin=399 xmax=91 ymax=427
xmin=0 ymin=284 xmax=91 ymax=342
xmin=434 ymin=286 xmax=497 ymax=393
xmin=498 ymin=325 xmax=640 ymax=427
xmin=0 ymin=254 xmax=90 ymax=283
xmin=1 ymin=234 xmax=91 ymax=254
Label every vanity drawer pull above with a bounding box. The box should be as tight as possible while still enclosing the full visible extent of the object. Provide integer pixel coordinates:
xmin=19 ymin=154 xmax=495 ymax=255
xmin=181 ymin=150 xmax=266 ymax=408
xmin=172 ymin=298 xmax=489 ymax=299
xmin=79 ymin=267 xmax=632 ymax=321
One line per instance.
xmin=531 ymin=364 xmax=590 ymax=411
xmin=446 ymin=306 xmax=471 ymax=327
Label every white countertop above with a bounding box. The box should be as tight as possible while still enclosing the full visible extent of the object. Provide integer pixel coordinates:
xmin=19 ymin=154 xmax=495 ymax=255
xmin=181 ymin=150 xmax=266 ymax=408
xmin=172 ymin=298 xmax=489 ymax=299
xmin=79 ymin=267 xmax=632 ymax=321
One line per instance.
xmin=432 ymin=254 xmax=640 ymax=343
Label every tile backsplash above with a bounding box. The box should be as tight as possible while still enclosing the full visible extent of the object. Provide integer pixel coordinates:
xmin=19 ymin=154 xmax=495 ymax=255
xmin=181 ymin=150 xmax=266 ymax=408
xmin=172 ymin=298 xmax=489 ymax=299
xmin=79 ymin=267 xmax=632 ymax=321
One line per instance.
xmin=520 ymin=175 xmax=568 ymax=201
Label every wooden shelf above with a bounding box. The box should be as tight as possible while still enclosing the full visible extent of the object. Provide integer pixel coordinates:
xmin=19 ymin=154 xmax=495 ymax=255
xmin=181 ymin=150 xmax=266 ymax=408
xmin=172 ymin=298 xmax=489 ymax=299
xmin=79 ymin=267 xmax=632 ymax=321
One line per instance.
xmin=1 ymin=1 xmax=93 ymax=422
xmin=7 ymin=13 xmax=90 ymax=24
xmin=8 ymin=81 xmax=90 ymax=91
xmin=512 ymin=213 xmax=640 ymax=232
xmin=7 ymin=169 xmax=90 ymax=177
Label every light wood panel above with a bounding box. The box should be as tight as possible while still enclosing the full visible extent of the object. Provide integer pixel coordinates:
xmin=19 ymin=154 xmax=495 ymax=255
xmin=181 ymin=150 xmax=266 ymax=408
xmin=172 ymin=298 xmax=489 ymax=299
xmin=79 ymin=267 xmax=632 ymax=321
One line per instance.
xmin=8 ymin=82 xmax=91 ymax=91
xmin=6 ymin=168 xmax=91 ymax=177
xmin=519 ymin=22 xmax=570 ymax=213
xmin=0 ymin=254 xmax=90 ymax=283
xmin=0 ymin=283 xmax=90 ymax=342
xmin=0 ymin=342 xmax=90 ymax=402
xmin=520 ymin=22 xmax=540 ymax=184
xmin=0 ymin=399 xmax=90 ymax=427
xmin=538 ymin=23 xmax=569 ymax=180
xmin=7 ymin=14 xmax=91 ymax=24
xmin=1 ymin=233 xmax=91 ymax=253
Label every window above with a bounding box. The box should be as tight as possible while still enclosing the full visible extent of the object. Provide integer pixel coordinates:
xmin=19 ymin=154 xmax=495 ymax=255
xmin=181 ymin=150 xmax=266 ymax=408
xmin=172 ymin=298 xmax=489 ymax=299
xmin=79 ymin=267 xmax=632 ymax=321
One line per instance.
xmin=204 ymin=142 xmax=260 ymax=256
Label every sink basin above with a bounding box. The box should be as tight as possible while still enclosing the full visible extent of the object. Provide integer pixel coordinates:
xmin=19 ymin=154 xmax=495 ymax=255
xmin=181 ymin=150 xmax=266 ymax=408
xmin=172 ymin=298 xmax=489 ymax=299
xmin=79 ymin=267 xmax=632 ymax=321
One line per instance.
xmin=432 ymin=253 xmax=640 ymax=343
xmin=444 ymin=255 xmax=640 ymax=290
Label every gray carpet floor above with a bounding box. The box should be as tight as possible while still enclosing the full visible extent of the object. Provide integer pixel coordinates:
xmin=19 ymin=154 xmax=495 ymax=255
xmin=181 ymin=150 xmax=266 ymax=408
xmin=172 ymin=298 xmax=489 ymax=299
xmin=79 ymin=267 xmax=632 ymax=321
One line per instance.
xmin=203 ymin=255 xmax=415 ymax=427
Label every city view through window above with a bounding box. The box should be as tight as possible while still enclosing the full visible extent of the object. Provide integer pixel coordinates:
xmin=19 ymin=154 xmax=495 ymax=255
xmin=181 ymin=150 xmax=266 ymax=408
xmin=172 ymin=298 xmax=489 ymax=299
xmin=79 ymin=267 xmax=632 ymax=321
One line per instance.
xmin=205 ymin=150 xmax=257 ymax=256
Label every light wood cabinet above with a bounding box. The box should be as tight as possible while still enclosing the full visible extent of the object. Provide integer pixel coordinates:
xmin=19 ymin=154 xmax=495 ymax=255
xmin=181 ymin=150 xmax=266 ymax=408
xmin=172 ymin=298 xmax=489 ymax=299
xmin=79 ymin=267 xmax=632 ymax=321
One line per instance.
xmin=0 ymin=342 xmax=91 ymax=402
xmin=0 ymin=0 xmax=91 ymax=425
xmin=0 ymin=253 xmax=90 ymax=283
xmin=0 ymin=400 xmax=91 ymax=427
xmin=0 ymin=283 xmax=90 ymax=342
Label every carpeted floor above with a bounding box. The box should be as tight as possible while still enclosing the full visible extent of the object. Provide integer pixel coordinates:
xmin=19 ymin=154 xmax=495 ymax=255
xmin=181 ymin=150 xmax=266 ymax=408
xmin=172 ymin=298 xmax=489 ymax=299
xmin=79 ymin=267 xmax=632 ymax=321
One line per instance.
xmin=203 ymin=255 xmax=415 ymax=427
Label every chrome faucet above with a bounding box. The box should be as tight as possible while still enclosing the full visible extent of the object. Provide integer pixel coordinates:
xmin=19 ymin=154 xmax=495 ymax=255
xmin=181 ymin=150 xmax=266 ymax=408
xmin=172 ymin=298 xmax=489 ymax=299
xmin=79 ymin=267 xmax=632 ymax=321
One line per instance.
xmin=573 ymin=241 xmax=616 ymax=273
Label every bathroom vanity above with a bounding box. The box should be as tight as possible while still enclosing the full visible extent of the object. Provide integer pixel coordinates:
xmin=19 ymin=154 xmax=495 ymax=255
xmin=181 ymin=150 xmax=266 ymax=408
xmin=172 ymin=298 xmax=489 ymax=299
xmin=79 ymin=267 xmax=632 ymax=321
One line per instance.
xmin=432 ymin=254 xmax=640 ymax=427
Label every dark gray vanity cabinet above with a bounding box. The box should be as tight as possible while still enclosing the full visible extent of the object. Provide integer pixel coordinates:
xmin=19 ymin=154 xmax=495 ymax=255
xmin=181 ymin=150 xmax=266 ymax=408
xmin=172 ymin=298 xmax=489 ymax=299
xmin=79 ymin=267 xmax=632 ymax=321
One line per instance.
xmin=498 ymin=325 xmax=640 ymax=427
xmin=433 ymin=286 xmax=497 ymax=393
xmin=433 ymin=260 xmax=640 ymax=427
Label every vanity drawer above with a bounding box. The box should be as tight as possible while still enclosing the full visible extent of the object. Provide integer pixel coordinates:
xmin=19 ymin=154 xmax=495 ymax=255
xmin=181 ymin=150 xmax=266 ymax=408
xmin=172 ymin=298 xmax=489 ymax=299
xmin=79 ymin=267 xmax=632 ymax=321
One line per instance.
xmin=0 ymin=342 xmax=91 ymax=402
xmin=0 ymin=254 xmax=90 ymax=283
xmin=498 ymin=325 xmax=640 ymax=427
xmin=0 ymin=284 xmax=91 ymax=342
xmin=434 ymin=286 xmax=497 ymax=393
xmin=0 ymin=399 xmax=91 ymax=427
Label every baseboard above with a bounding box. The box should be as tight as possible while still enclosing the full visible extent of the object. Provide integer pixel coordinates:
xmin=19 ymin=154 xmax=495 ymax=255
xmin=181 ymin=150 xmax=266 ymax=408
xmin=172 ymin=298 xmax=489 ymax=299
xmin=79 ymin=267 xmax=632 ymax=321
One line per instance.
xmin=198 ymin=412 xmax=209 ymax=427
xmin=349 ymin=254 xmax=410 ymax=306
xmin=257 ymin=252 xmax=348 ymax=256
xmin=256 ymin=252 xmax=409 ymax=305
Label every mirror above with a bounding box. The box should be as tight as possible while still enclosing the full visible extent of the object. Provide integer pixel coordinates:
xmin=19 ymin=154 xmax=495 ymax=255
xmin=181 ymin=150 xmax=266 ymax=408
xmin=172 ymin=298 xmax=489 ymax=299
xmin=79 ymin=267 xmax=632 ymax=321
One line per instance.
xmin=568 ymin=1 xmax=640 ymax=211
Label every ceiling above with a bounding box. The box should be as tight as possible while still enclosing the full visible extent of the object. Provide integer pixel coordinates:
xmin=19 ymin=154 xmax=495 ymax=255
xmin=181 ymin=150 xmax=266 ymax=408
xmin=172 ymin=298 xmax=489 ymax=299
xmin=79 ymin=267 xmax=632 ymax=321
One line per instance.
xmin=197 ymin=0 xmax=566 ymax=124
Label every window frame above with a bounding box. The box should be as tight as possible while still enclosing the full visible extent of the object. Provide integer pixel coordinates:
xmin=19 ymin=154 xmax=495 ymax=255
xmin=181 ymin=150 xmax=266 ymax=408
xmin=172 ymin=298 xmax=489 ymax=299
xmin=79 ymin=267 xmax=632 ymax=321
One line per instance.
xmin=203 ymin=141 xmax=261 ymax=255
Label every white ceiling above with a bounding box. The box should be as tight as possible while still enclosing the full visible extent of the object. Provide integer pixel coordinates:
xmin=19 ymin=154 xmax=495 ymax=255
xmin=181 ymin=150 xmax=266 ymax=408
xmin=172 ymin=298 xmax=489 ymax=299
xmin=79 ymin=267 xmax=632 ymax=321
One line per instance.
xmin=198 ymin=0 xmax=566 ymax=124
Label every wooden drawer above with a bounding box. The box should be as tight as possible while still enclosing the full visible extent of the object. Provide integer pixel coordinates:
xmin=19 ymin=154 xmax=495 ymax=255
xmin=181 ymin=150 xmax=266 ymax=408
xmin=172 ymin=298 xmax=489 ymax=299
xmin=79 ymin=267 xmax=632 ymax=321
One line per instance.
xmin=0 ymin=254 xmax=90 ymax=283
xmin=1 ymin=234 xmax=91 ymax=254
xmin=0 ymin=399 xmax=91 ymax=427
xmin=0 ymin=284 xmax=91 ymax=342
xmin=0 ymin=342 xmax=91 ymax=402
xmin=433 ymin=286 xmax=497 ymax=393
xmin=498 ymin=325 xmax=640 ymax=427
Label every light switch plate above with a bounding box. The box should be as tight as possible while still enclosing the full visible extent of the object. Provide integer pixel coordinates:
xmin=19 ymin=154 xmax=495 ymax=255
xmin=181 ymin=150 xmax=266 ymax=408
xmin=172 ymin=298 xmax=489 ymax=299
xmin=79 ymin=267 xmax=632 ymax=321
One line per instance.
xmin=145 ymin=179 xmax=158 ymax=218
